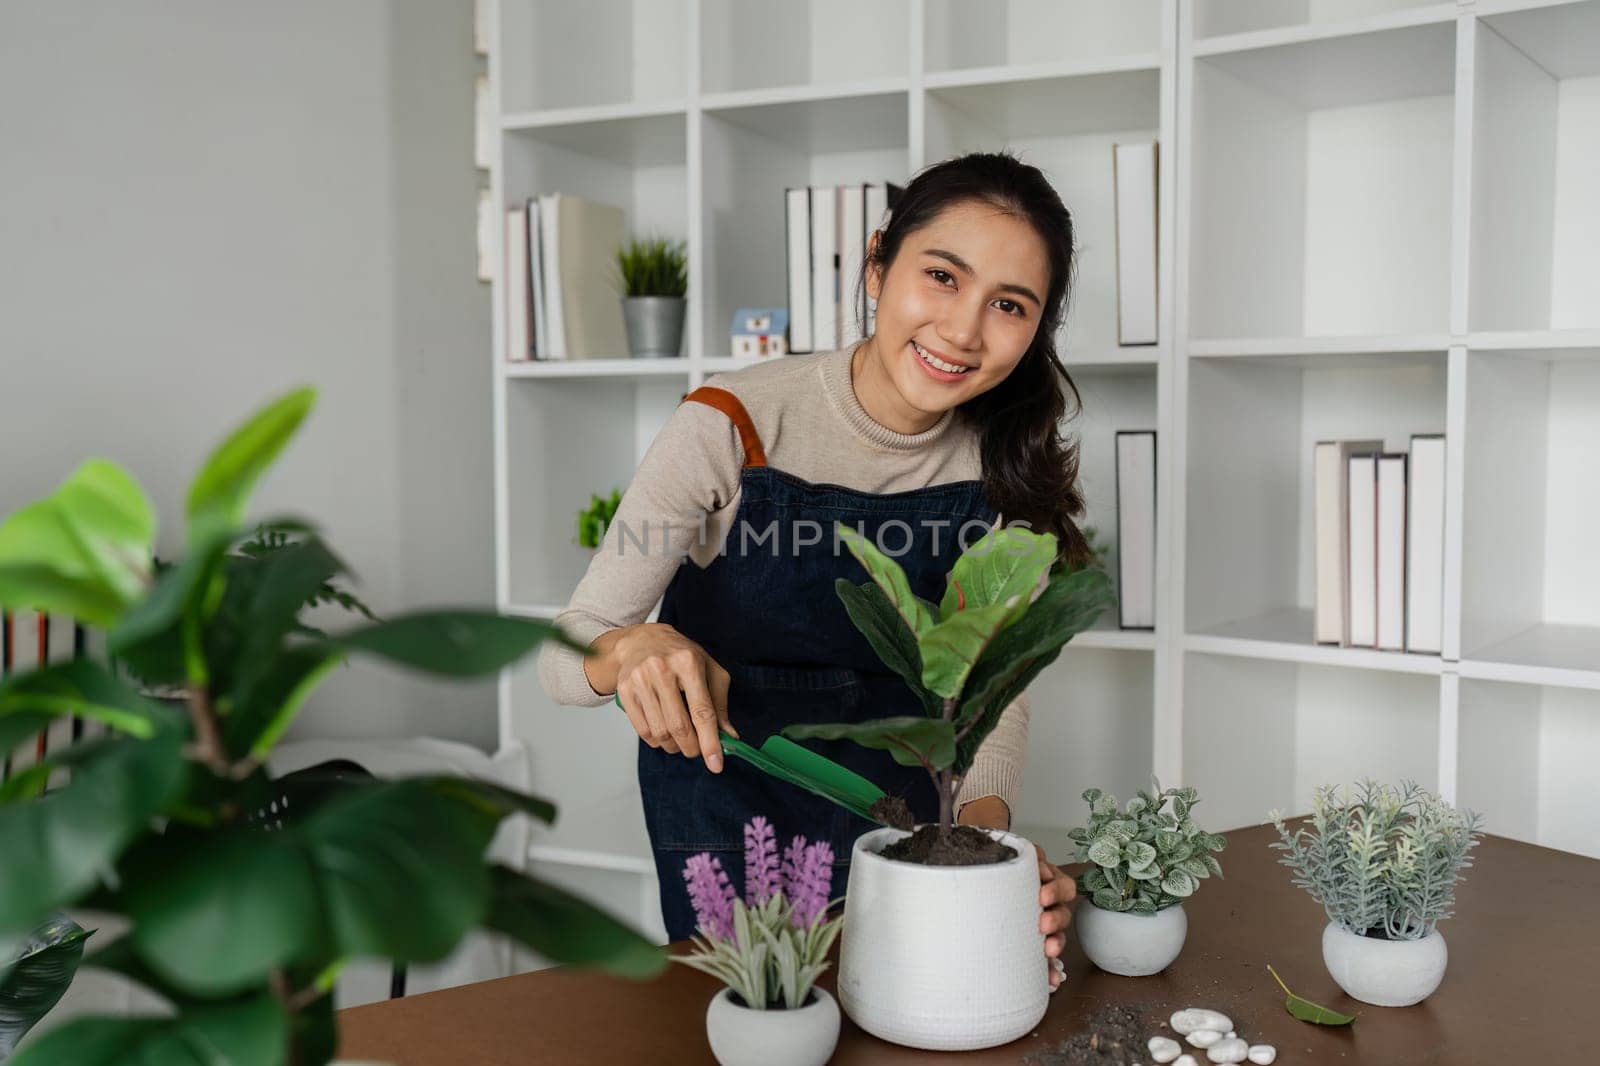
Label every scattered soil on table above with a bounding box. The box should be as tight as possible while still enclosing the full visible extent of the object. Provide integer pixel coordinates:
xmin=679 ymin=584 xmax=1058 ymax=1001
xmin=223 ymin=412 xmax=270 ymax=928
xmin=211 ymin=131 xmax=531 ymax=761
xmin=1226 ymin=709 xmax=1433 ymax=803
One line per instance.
xmin=876 ymin=822 xmax=1017 ymax=865
xmin=1026 ymin=1002 xmax=1162 ymax=1065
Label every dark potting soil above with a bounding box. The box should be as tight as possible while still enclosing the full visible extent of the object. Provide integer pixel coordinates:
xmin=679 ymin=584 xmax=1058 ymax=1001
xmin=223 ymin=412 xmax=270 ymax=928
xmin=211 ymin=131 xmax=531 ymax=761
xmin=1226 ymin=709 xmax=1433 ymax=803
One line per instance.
xmin=875 ymin=821 xmax=1018 ymax=865
xmin=1026 ymin=1003 xmax=1162 ymax=1066
xmin=869 ymin=795 xmax=915 ymax=831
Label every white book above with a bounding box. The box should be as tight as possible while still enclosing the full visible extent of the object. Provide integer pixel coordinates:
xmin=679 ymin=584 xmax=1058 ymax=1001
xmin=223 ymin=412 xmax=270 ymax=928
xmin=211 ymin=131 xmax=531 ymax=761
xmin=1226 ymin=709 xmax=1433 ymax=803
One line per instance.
xmin=504 ymin=205 xmax=531 ymax=362
xmin=1346 ymin=453 xmax=1379 ymax=649
xmin=785 ymin=187 xmax=813 ymax=353
xmin=838 ymin=184 xmax=867 ymax=349
xmin=811 ymin=187 xmax=839 ymax=352
xmin=528 ymin=198 xmax=547 ymax=358
xmin=1376 ymin=454 xmax=1408 ymax=652
xmin=1314 ymin=439 xmax=1383 ymax=644
xmin=864 ymin=183 xmax=890 ymax=336
xmin=1406 ymin=435 xmax=1446 ymax=654
xmin=1113 ymin=141 xmax=1158 ymax=346
xmin=540 ymin=194 xmax=567 ymax=358
xmin=474 ymin=74 xmax=492 ymax=171
xmin=476 ymin=188 xmax=494 ymax=283
xmin=1115 ymin=431 xmax=1157 ymax=630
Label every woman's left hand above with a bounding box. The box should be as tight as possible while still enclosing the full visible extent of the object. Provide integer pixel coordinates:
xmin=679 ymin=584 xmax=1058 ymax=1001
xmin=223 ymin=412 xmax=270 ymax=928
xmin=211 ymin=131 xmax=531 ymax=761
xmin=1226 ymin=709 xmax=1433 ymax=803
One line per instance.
xmin=1036 ymin=844 xmax=1076 ymax=991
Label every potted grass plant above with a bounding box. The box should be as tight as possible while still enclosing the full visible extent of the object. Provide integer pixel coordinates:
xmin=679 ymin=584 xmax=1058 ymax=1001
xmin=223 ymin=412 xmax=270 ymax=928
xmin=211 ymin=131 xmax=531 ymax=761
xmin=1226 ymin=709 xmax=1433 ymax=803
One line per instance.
xmin=768 ymin=522 xmax=1113 ymax=1051
xmin=673 ymin=816 xmax=843 ymax=1066
xmin=575 ymin=488 xmax=622 ymax=551
xmin=612 ymin=235 xmax=687 ymax=358
xmin=1065 ymin=780 xmax=1227 ymax=976
xmin=1269 ymin=779 xmax=1485 ymax=1007
xmin=0 ymin=387 xmax=667 ymax=1065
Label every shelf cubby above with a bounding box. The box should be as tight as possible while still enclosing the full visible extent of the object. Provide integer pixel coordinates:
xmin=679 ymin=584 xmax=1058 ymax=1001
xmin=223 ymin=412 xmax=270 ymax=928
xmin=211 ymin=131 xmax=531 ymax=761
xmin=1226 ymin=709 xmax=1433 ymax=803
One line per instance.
xmin=1183 ymin=653 xmax=1441 ymax=833
xmin=497 ymin=0 xmax=691 ymax=114
xmin=1466 ymin=0 xmax=1600 ymax=336
xmin=1192 ymin=0 xmax=1454 ymax=46
xmin=1186 ymin=19 xmax=1456 ymax=341
xmin=1459 ymin=348 xmax=1600 ymax=682
xmin=925 ymin=66 xmax=1164 ymax=357
xmin=698 ymin=0 xmax=909 ymax=97
xmin=1457 ymin=677 xmax=1600 ymax=859
xmin=923 ymin=0 xmax=1164 ymax=74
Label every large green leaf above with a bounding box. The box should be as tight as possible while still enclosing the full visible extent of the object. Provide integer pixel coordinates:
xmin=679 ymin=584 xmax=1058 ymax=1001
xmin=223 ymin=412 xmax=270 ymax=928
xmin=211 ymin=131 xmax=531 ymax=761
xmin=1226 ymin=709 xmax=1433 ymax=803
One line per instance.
xmin=783 ymin=717 xmax=956 ymax=770
xmin=186 ymin=387 xmax=315 ymax=544
xmin=834 ymin=524 xmax=934 ymax=635
xmin=917 ymin=601 xmax=1015 ymax=699
xmin=0 ymin=460 xmax=155 ymax=625
xmin=0 ymin=660 xmax=183 ymax=751
xmin=833 ymin=580 xmax=940 ymax=717
xmin=484 ymin=866 xmax=666 ymax=979
xmin=0 ymin=913 xmax=93 ymax=1058
xmin=222 ymin=536 xmax=345 ymax=703
xmin=107 ymin=523 xmax=240 ymax=684
xmin=123 ymin=776 xmax=556 ymax=994
xmin=937 ymin=526 xmax=1056 ymax=623
xmin=8 ymin=988 xmax=287 ymax=1066
xmin=327 ymin=610 xmax=589 ymax=677
xmin=221 ymin=645 xmax=343 ymax=760
xmin=0 ymin=728 xmax=186 ymax=938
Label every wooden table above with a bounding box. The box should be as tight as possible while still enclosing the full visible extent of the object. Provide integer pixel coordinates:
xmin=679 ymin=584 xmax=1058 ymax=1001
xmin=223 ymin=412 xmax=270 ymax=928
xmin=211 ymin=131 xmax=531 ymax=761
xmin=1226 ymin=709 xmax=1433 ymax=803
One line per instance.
xmin=339 ymin=821 xmax=1597 ymax=1064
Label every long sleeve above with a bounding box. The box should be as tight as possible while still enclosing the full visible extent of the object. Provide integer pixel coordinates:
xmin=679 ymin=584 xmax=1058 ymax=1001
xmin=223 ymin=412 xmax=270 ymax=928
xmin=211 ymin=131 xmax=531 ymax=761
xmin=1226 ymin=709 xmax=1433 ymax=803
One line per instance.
xmin=954 ymin=691 xmax=1030 ymax=818
xmin=534 ymin=396 xmax=743 ymax=707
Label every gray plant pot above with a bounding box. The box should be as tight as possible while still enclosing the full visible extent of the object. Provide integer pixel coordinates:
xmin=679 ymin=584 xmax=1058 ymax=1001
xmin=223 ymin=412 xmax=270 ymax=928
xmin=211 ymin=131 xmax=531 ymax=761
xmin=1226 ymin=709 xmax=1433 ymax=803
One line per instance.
xmin=621 ymin=295 xmax=686 ymax=358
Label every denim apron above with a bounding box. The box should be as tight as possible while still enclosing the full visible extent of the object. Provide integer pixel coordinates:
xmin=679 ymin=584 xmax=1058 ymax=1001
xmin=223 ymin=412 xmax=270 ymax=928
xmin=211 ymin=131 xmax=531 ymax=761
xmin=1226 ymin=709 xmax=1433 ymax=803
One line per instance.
xmin=640 ymin=384 xmax=999 ymax=941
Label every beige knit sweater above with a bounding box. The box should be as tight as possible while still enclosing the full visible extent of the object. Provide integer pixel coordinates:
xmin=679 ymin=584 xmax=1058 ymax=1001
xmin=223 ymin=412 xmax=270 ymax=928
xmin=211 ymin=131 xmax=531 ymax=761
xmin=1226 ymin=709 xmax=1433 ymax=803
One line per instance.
xmin=535 ymin=340 xmax=1030 ymax=816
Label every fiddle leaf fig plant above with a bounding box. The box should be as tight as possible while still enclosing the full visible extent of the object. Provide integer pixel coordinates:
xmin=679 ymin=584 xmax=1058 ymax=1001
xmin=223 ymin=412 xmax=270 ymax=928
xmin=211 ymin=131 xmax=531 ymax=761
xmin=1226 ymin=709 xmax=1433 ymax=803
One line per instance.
xmin=0 ymin=387 xmax=667 ymax=1065
xmin=1067 ymin=781 xmax=1227 ymax=913
xmin=784 ymin=522 xmax=1115 ymax=842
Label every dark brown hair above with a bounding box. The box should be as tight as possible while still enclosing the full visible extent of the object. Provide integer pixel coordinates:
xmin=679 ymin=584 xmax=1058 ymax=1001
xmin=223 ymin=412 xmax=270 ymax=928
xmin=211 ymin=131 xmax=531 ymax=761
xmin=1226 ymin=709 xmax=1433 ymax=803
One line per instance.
xmin=858 ymin=150 xmax=1090 ymax=567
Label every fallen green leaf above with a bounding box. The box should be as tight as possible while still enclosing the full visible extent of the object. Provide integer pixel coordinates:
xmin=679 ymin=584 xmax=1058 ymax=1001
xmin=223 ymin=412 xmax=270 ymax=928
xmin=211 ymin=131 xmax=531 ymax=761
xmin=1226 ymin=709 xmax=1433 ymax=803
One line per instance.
xmin=1268 ymin=964 xmax=1360 ymax=1025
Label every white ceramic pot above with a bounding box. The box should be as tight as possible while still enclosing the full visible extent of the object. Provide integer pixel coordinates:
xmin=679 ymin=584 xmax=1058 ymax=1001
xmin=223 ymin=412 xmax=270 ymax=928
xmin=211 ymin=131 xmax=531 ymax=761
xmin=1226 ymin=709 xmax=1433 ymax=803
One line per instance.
xmin=1321 ymin=922 xmax=1448 ymax=1006
xmin=704 ymin=985 xmax=840 ymax=1066
xmin=1074 ymin=899 xmax=1188 ymax=976
xmin=838 ymin=826 xmax=1048 ymax=1051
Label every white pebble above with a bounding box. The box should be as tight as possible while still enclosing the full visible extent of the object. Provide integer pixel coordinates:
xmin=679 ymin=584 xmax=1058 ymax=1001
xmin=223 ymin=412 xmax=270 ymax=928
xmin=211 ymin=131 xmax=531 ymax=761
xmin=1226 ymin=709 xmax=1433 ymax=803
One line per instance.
xmin=1148 ymin=1036 xmax=1182 ymax=1063
xmin=1207 ymin=1037 xmax=1249 ymax=1064
xmin=1226 ymin=1031 xmax=1235 ymax=1039
xmin=1170 ymin=1009 xmax=1234 ymax=1036
xmin=1187 ymin=1029 xmax=1223 ymax=1049
xmin=1175 ymin=1057 xmax=1199 ymax=1066
xmin=1248 ymin=1046 xmax=1277 ymax=1065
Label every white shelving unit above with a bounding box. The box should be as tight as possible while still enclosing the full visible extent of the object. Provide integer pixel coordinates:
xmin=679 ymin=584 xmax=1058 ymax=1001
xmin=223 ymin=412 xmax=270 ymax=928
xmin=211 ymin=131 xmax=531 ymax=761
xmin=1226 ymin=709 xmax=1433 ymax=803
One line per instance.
xmin=486 ymin=0 xmax=1600 ymax=944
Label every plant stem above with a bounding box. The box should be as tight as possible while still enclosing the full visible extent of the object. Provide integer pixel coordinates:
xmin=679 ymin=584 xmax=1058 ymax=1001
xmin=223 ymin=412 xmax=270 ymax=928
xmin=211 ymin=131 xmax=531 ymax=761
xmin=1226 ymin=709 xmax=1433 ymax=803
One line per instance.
xmin=938 ymin=696 xmax=957 ymax=842
xmin=183 ymin=683 xmax=229 ymax=775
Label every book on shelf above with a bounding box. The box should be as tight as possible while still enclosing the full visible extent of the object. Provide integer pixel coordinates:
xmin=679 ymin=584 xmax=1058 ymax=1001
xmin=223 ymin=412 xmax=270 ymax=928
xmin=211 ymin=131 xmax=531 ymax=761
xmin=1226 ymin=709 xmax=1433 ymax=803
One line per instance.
xmin=502 ymin=193 xmax=629 ymax=361
xmin=1112 ymin=141 xmax=1158 ymax=347
xmin=784 ymin=182 xmax=902 ymax=354
xmin=1115 ymin=430 xmax=1156 ymax=630
xmin=1313 ymin=438 xmax=1382 ymax=645
xmin=1405 ymin=434 xmax=1446 ymax=655
xmin=504 ymin=203 xmax=532 ymax=362
xmin=1376 ymin=453 xmax=1408 ymax=652
xmin=1346 ymin=452 xmax=1379 ymax=649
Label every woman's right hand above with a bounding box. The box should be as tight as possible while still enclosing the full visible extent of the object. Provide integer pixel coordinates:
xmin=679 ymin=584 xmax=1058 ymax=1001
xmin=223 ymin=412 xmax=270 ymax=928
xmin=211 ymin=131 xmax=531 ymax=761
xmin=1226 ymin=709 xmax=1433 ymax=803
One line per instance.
xmin=591 ymin=623 xmax=738 ymax=772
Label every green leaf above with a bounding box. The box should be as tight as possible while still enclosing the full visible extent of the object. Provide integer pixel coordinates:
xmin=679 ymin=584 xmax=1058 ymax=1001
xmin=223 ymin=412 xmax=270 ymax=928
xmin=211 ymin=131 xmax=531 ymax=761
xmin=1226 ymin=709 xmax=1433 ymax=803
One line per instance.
xmin=0 ymin=460 xmax=155 ymax=625
xmin=1160 ymin=867 xmax=1197 ymax=898
xmin=1125 ymin=840 xmax=1157 ymax=871
xmin=186 ymin=387 xmax=315 ymax=543
xmin=485 ymin=866 xmax=667 ymax=979
xmin=834 ymin=523 xmax=934 ymax=635
xmin=0 ymin=728 xmax=185 ymax=938
xmin=1082 ymin=788 xmax=1103 ymax=805
xmin=1091 ymin=888 xmax=1124 ymax=911
xmin=223 ymin=536 xmax=346 ymax=701
xmin=9 ymin=988 xmax=287 ymax=1066
xmin=1087 ymin=837 xmax=1122 ymax=868
xmin=917 ymin=601 xmax=1014 ymax=699
xmin=327 ymin=610 xmax=589 ymax=677
xmin=0 ymin=913 xmax=94 ymax=1057
xmin=937 ymin=525 xmax=1056 ymax=624
xmin=783 ymin=717 xmax=955 ymax=771
xmin=1268 ymin=964 xmax=1360 ymax=1026
xmin=0 ymin=660 xmax=182 ymax=748
xmin=108 ymin=522 xmax=239 ymax=685
xmin=222 ymin=645 xmax=344 ymax=760
xmin=833 ymin=580 xmax=940 ymax=716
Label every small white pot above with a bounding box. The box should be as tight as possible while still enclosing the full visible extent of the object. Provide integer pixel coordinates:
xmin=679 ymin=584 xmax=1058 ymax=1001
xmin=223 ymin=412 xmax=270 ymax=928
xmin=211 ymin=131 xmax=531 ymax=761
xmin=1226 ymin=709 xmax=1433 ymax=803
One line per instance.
xmin=838 ymin=826 xmax=1048 ymax=1051
xmin=1074 ymin=899 xmax=1188 ymax=976
xmin=704 ymin=986 xmax=840 ymax=1066
xmin=1321 ymin=922 xmax=1448 ymax=1006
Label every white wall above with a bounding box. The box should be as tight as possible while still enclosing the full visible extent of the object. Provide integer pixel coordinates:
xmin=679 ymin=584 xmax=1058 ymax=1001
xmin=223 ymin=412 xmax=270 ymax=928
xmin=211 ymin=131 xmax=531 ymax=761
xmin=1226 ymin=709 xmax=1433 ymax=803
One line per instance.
xmin=0 ymin=0 xmax=496 ymax=748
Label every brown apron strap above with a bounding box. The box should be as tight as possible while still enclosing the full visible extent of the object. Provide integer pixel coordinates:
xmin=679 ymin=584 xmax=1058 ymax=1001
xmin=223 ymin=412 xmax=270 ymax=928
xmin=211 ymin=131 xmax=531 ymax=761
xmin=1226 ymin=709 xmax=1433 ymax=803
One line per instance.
xmin=682 ymin=386 xmax=767 ymax=468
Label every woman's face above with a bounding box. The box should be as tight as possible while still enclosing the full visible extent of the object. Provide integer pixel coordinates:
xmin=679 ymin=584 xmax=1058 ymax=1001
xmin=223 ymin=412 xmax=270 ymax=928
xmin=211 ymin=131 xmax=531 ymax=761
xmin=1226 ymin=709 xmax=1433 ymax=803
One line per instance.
xmin=863 ymin=199 xmax=1051 ymax=420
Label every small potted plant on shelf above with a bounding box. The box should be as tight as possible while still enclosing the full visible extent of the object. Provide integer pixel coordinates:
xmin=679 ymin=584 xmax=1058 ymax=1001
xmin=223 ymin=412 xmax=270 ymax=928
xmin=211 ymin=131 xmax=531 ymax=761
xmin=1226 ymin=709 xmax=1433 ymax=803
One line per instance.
xmin=774 ymin=522 xmax=1114 ymax=1052
xmin=675 ymin=816 xmax=843 ymax=1066
xmin=1065 ymin=780 xmax=1226 ymax=976
xmin=612 ymin=234 xmax=687 ymax=358
xmin=575 ymin=487 xmax=622 ymax=550
xmin=1269 ymin=779 xmax=1485 ymax=1007
xmin=0 ymin=388 xmax=667 ymax=1065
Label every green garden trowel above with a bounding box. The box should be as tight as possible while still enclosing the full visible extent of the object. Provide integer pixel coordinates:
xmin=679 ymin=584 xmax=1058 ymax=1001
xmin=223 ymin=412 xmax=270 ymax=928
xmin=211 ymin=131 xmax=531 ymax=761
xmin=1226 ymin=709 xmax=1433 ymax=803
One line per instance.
xmin=613 ymin=694 xmax=889 ymax=825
